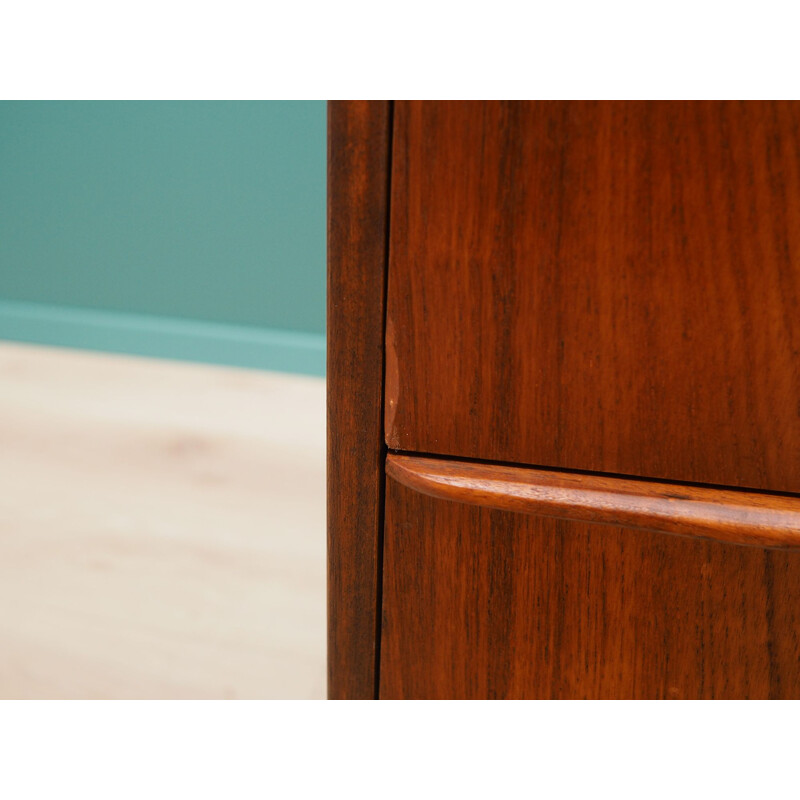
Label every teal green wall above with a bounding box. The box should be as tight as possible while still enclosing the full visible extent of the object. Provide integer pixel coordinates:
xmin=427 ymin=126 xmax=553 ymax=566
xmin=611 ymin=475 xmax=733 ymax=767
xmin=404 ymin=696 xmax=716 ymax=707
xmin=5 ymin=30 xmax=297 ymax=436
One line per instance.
xmin=0 ymin=101 xmax=326 ymax=375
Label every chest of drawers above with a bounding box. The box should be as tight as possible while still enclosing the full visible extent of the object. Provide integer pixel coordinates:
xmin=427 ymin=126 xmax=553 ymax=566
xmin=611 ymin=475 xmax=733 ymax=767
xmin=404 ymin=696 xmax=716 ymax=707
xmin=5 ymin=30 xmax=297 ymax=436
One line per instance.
xmin=328 ymin=100 xmax=800 ymax=699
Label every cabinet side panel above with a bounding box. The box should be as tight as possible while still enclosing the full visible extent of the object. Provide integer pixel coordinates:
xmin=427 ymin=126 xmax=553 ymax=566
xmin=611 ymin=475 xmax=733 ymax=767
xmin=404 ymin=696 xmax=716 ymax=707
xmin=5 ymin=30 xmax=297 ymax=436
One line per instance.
xmin=328 ymin=101 xmax=392 ymax=699
xmin=380 ymin=476 xmax=800 ymax=699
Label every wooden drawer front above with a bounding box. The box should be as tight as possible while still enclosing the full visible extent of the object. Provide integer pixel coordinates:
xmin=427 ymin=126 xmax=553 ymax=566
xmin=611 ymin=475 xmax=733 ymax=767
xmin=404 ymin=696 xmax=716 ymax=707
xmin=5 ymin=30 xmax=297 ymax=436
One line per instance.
xmin=386 ymin=101 xmax=800 ymax=493
xmin=379 ymin=455 xmax=800 ymax=699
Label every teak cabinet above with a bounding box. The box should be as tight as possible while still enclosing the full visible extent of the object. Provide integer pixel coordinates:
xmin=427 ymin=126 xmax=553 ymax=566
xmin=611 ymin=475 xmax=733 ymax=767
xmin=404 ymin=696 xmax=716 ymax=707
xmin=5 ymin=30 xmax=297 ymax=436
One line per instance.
xmin=328 ymin=101 xmax=800 ymax=700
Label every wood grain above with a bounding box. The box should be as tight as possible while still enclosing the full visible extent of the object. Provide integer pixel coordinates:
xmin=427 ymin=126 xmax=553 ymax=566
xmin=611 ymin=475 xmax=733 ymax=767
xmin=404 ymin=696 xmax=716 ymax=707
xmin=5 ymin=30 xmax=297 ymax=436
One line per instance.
xmin=387 ymin=454 xmax=800 ymax=550
xmin=386 ymin=101 xmax=800 ymax=493
xmin=327 ymin=101 xmax=392 ymax=699
xmin=380 ymin=475 xmax=800 ymax=699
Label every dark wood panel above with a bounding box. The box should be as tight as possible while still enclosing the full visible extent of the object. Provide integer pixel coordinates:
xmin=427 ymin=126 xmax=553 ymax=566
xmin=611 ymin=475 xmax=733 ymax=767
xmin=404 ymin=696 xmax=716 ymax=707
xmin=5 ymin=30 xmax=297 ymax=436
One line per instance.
xmin=327 ymin=100 xmax=392 ymax=699
xmin=380 ymin=474 xmax=800 ymax=699
xmin=386 ymin=101 xmax=800 ymax=493
xmin=386 ymin=454 xmax=800 ymax=550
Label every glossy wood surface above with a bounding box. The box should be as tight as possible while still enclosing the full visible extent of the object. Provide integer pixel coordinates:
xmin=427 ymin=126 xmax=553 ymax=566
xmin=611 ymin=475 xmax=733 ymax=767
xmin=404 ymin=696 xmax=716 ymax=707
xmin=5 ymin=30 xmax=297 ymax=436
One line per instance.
xmin=387 ymin=454 xmax=800 ymax=550
xmin=327 ymin=101 xmax=391 ymax=699
xmin=386 ymin=101 xmax=800 ymax=493
xmin=380 ymin=475 xmax=800 ymax=699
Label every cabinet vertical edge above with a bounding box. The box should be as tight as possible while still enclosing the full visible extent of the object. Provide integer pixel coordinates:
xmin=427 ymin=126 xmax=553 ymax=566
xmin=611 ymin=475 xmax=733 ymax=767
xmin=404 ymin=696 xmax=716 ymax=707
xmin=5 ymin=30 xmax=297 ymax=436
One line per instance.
xmin=327 ymin=101 xmax=392 ymax=699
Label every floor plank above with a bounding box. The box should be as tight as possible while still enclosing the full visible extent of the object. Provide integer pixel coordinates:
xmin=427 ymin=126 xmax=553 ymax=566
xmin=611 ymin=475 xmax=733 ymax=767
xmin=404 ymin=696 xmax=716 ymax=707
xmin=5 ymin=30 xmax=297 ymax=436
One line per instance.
xmin=0 ymin=342 xmax=325 ymax=699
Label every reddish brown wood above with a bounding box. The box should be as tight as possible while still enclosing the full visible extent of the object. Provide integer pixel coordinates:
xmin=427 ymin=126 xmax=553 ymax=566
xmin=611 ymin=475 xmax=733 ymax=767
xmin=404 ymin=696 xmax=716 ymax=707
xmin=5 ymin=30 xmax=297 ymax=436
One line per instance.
xmin=327 ymin=101 xmax=392 ymax=699
xmin=387 ymin=454 xmax=800 ymax=551
xmin=386 ymin=101 xmax=800 ymax=493
xmin=380 ymin=475 xmax=800 ymax=699
xmin=329 ymin=101 xmax=800 ymax=699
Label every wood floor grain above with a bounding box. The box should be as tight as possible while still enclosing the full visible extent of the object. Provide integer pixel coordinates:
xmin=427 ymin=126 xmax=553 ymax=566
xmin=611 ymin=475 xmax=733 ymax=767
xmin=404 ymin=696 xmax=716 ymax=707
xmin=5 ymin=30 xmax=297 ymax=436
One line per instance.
xmin=0 ymin=342 xmax=326 ymax=699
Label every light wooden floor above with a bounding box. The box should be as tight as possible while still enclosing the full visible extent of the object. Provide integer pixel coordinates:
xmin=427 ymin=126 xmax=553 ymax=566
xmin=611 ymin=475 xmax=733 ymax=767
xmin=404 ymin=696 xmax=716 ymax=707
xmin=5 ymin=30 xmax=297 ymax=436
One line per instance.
xmin=0 ymin=342 xmax=326 ymax=699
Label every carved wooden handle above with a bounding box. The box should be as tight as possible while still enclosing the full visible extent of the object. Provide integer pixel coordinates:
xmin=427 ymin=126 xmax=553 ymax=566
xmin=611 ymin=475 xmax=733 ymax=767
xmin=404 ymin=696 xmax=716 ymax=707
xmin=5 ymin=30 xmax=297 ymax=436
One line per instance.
xmin=386 ymin=454 xmax=800 ymax=550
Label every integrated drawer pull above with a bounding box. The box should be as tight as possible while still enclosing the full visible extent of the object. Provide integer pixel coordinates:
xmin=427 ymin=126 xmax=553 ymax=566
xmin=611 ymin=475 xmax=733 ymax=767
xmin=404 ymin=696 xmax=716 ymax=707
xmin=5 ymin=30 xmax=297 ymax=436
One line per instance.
xmin=386 ymin=454 xmax=800 ymax=551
